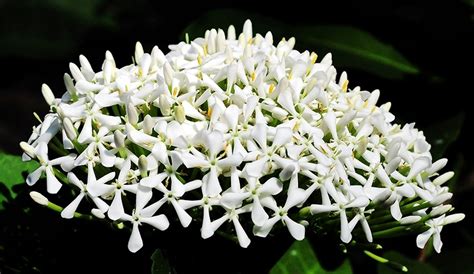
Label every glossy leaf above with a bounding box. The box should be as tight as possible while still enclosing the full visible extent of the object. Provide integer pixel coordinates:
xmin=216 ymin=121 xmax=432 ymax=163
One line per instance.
xmin=270 ymin=239 xmax=353 ymax=274
xmin=182 ymin=9 xmax=419 ymax=79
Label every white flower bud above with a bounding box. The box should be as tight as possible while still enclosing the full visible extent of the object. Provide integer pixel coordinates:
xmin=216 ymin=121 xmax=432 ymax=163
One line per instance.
xmin=63 ymin=73 xmax=77 ymax=99
xmin=442 ymin=213 xmax=465 ymax=225
xmin=41 ymin=84 xmax=55 ymax=106
xmin=138 ymin=155 xmax=148 ymax=177
xmin=91 ymin=208 xmax=106 ymax=219
xmin=143 ymin=115 xmax=154 ymax=135
xmin=126 ymin=103 xmax=139 ymax=126
xmin=69 ymin=62 xmax=85 ymax=82
xmin=433 ymin=171 xmax=454 ymax=186
xmin=135 ymin=41 xmax=144 ymax=64
xmin=63 ymin=118 xmax=77 ymax=140
xmin=30 ymin=191 xmax=48 ymax=206
xmin=20 ymin=141 xmax=36 ymax=158
xmin=163 ymin=62 xmax=173 ymax=87
xmin=227 ymin=25 xmax=236 ymax=41
xmin=114 ymin=130 xmax=125 ymax=148
xmin=430 ymin=193 xmax=453 ymax=206
xmin=399 ymin=216 xmax=421 ymax=224
xmin=174 ymin=105 xmax=185 ymax=123
xmin=430 ymin=204 xmax=452 ymax=217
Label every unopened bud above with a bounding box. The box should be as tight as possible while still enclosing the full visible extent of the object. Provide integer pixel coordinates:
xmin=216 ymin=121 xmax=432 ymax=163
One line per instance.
xmin=63 ymin=118 xmax=77 ymax=140
xmin=126 ymin=103 xmax=139 ymax=126
xmin=433 ymin=172 xmax=454 ymax=186
xmin=30 ymin=191 xmax=48 ymax=206
xmin=20 ymin=141 xmax=36 ymax=158
xmin=91 ymin=208 xmax=105 ymax=219
xmin=139 ymin=155 xmax=148 ymax=178
xmin=143 ymin=115 xmax=154 ymax=135
xmin=430 ymin=204 xmax=452 ymax=217
xmin=135 ymin=42 xmax=144 ymax=64
xmin=399 ymin=216 xmax=422 ymax=225
xmin=430 ymin=193 xmax=453 ymax=206
xmin=174 ymin=105 xmax=185 ymax=123
xmin=41 ymin=84 xmax=55 ymax=106
xmin=114 ymin=130 xmax=125 ymax=148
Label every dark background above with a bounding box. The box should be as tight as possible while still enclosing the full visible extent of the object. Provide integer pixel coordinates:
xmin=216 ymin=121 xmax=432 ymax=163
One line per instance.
xmin=0 ymin=0 xmax=473 ymax=273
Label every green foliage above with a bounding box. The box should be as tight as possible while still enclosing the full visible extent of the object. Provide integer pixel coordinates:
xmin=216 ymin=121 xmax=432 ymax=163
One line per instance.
xmin=151 ymin=249 xmax=173 ymax=274
xmin=270 ymin=239 xmax=353 ymax=274
xmin=182 ymin=9 xmax=419 ymax=79
xmin=378 ymin=251 xmax=440 ymax=274
xmin=0 ymin=152 xmax=39 ymax=208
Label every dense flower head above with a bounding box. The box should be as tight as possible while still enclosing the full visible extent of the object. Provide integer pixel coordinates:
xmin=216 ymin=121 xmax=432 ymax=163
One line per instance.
xmin=21 ymin=20 xmax=464 ymax=253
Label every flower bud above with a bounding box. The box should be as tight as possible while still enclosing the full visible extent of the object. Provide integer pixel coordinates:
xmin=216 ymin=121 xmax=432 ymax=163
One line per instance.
xmin=174 ymin=105 xmax=185 ymax=123
xmin=433 ymin=171 xmax=454 ymax=186
xmin=30 ymin=191 xmax=48 ymax=206
xmin=20 ymin=141 xmax=36 ymax=158
xmin=139 ymin=155 xmax=148 ymax=178
xmin=135 ymin=41 xmax=144 ymax=64
xmin=41 ymin=84 xmax=55 ymax=106
xmin=91 ymin=208 xmax=106 ymax=219
xmin=114 ymin=130 xmax=125 ymax=148
xmin=126 ymin=103 xmax=139 ymax=126
xmin=63 ymin=118 xmax=77 ymax=140
xmin=430 ymin=204 xmax=452 ymax=217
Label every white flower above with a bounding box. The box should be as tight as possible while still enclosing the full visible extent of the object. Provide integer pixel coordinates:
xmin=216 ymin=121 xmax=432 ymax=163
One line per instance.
xmin=122 ymin=189 xmax=170 ymax=253
xmin=61 ymin=167 xmax=114 ymax=219
xmin=21 ymin=19 xmax=464 ymax=252
xmin=254 ymin=188 xmax=307 ymax=240
xmin=416 ymin=213 xmax=465 ymax=253
xmin=25 ymin=142 xmax=75 ymax=194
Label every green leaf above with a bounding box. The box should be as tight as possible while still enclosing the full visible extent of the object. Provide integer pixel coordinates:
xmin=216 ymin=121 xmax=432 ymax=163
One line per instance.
xmin=0 ymin=152 xmax=39 ymax=208
xmin=424 ymin=113 xmax=464 ymax=159
xmin=151 ymin=249 xmax=172 ymax=274
xmin=182 ymin=9 xmax=419 ymax=79
xmin=270 ymin=239 xmax=353 ymax=274
xmin=378 ymin=251 xmax=440 ymax=274
xmin=300 ymin=26 xmax=419 ymax=79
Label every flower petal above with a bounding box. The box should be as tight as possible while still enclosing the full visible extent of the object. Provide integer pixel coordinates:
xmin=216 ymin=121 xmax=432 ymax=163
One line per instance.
xmin=283 ymin=215 xmax=305 ymax=240
xmin=128 ymin=222 xmax=143 ymax=253
xmin=61 ymin=193 xmax=85 ymax=219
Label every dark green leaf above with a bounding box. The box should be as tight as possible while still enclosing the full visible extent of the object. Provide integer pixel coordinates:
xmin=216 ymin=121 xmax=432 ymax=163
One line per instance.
xmin=182 ymin=9 xmax=419 ymax=79
xmin=0 ymin=152 xmax=39 ymax=208
xmin=270 ymin=239 xmax=353 ymax=274
xmin=151 ymin=249 xmax=172 ymax=274
xmin=424 ymin=113 xmax=464 ymax=159
xmin=300 ymin=26 xmax=419 ymax=79
xmin=378 ymin=251 xmax=440 ymax=274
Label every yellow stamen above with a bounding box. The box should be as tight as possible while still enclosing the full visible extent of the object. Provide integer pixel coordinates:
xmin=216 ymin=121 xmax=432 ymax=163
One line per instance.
xmin=268 ymin=83 xmax=275 ymax=94
xmin=251 ymin=71 xmax=256 ymax=82
xmin=342 ymin=80 xmax=349 ymax=92
xmin=311 ymin=52 xmax=318 ymax=64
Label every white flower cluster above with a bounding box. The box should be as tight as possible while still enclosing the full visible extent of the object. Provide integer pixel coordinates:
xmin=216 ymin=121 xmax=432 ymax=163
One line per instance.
xmin=22 ymin=20 xmax=464 ymax=253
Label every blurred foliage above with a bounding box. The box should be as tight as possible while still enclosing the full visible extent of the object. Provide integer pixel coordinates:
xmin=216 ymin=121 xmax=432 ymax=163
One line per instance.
xmin=183 ymin=9 xmax=419 ymax=79
xmin=151 ymin=249 xmax=173 ymax=274
xmin=0 ymin=153 xmax=39 ymax=209
xmin=378 ymin=251 xmax=440 ymax=274
xmin=0 ymin=0 xmax=117 ymax=59
xmin=270 ymin=239 xmax=352 ymax=274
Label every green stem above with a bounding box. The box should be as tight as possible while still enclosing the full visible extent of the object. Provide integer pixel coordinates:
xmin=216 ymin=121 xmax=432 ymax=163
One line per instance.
xmin=364 ymin=250 xmax=408 ymax=272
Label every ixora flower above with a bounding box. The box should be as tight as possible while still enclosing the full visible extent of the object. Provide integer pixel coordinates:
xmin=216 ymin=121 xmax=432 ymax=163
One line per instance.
xmin=21 ymin=19 xmax=464 ymax=254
